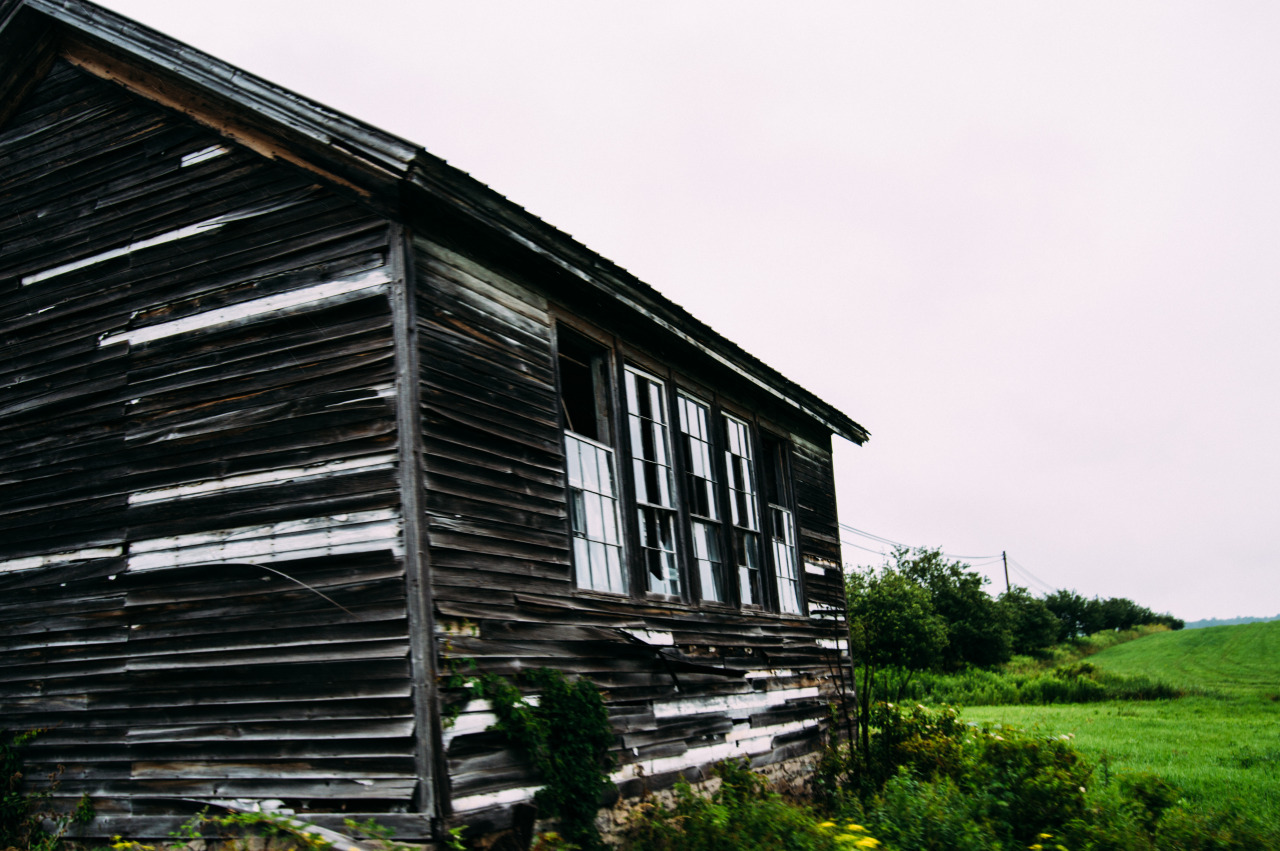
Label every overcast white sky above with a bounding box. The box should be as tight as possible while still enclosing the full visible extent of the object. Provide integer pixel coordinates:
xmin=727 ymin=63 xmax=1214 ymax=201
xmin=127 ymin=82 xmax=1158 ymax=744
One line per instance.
xmin=94 ymin=1 xmax=1280 ymax=621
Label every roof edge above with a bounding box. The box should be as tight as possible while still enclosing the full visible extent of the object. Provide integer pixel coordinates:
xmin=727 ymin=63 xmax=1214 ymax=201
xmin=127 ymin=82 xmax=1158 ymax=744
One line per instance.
xmin=7 ymin=0 xmax=869 ymax=446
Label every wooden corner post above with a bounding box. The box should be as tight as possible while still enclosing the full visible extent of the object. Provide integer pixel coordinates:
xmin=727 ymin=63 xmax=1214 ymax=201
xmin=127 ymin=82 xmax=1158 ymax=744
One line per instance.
xmin=389 ymin=222 xmax=442 ymax=824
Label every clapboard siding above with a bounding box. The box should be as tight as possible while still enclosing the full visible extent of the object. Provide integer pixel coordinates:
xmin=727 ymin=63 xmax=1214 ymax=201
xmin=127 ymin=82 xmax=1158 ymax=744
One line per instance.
xmin=792 ymin=436 xmax=843 ymax=568
xmin=0 ymin=58 xmax=417 ymax=824
xmin=412 ymin=237 xmax=849 ymax=830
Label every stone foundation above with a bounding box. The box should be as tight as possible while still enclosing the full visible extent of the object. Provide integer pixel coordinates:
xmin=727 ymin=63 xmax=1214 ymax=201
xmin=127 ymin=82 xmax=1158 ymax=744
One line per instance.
xmin=592 ymin=751 xmax=822 ymax=845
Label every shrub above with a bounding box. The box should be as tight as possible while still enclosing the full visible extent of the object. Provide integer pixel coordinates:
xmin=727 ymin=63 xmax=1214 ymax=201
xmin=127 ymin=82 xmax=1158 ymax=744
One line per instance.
xmin=481 ymin=669 xmax=614 ymax=851
xmin=1153 ymin=805 xmax=1276 ymax=849
xmin=871 ymin=771 xmax=997 ymax=851
xmin=963 ymin=726 xmax=1092 ymax=844
xmin=623 ymin=760 xmax=883 ymax=851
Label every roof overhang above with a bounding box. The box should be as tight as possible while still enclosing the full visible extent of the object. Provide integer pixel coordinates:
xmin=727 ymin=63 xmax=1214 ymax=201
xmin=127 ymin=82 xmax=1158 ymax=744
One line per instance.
xmin=1 ymin=0 xmax=869 ymax=445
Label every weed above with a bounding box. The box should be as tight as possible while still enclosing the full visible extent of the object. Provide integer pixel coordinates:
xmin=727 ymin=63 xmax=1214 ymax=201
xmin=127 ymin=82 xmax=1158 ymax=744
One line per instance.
xmin=168 ymin=807 xmax=209 ymax=842
xmin=623 ymin=759 xmax=880 ymax=851
xmin=2 ymin=729 xmax=94 ymax=851
xmin=342 ymin=816 xmax=416 ymax=851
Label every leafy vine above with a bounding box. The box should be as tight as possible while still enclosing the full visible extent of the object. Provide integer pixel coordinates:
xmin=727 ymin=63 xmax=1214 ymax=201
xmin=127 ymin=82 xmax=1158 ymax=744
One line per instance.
xmin=479 ymin=669 xmax=615 ymax=851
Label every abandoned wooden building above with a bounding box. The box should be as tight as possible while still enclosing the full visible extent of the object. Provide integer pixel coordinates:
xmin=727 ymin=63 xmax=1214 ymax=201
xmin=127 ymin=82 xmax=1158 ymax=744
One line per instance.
xmin=0 ymin=0 xmax=869 ymax=842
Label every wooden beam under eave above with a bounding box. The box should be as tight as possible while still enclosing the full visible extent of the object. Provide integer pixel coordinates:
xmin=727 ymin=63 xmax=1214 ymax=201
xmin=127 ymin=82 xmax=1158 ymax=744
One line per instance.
xmin=57 ymin=32 xmax=401 ymax=212
xmin=0 ymin=6 xmax=58 ymax=131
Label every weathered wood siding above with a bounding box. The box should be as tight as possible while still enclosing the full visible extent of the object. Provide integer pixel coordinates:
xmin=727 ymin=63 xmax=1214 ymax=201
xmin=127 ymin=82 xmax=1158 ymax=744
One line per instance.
xmin=413 ymin=238 xmax=850 ymax=833
xmin=0 ymin=59 xmax=420 ymax=833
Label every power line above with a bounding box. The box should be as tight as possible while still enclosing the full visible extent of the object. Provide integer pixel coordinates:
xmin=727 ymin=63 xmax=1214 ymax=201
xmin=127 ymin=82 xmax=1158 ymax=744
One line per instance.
xmin=838 ymin=523 xmax=904 ymax=548
xmin=1008 ymin=558 xmax=1057 ymax=594
xmin=839 ymin=538 xmax=891 ymax=557
xmin=839 ymin=524 xmax=1002 ymax=562
xmin=837 ymin=523 xmax=1059 ymax=594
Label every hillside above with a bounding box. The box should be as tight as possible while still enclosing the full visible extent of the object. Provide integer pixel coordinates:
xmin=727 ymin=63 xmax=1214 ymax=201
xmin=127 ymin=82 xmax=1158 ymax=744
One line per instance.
xmin=965 ymin=621 xmax=1280 ymax=831
xmin=1087 ymin=618 xmax=1280 ymax=696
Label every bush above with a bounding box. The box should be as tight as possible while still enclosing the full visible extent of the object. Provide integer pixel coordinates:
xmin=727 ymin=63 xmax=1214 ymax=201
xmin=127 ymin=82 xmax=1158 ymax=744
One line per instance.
xmin=623 ymin=760 xmax=883 ymax=851
xmin=899 ymin=644 xmax=1185 ymax=707
xmin=481 ymin=669 xmax=614 ymax=851
xmin=871 ymin=771 xmax=998 ymax=851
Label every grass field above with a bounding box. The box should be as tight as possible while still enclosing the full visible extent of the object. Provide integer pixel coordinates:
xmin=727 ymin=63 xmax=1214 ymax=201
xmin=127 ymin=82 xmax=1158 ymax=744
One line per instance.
xmin=963 ymin=620 xmax=1280 ymax=830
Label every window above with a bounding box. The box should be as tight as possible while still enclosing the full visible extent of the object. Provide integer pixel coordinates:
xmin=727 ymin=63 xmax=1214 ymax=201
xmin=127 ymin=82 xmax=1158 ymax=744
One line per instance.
xmin=677 ymin=393 xmax=727 ymax=602
xmin=762 ymin=434 xmax=803 ymax=614
xmin=724 ymin=414 xmax=763 ymax=606
xmin=624 ymin=367 xmax=679 ymax=597
xmin=559 ymin=328 xmax=626 ymax=594
xmin=555 ymin=324 xmax=804 ymax=612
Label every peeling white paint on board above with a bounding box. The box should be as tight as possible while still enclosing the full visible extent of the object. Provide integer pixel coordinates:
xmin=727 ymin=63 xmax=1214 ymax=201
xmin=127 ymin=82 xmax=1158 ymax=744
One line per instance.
xmin=126 ymin=509 xmax=402 ymax=570
xmin=325 ymin=383 xmax=396 ymax=407
xmin=128 ymin=454 xmax=397 ymax=505
xmin=816 ymin=638 xmax=847 ymax=651
xmin=21 ymin=202 xmax=294 ymax=286
xmin=651 ymin=686 xmax=819 ymax=720
xmin=610 ymin=718 xmax=819 ymax=783
xmin=744 ymin=668 xmax=795 ymax=680
xmin=804 ymin=563 xmax=828 ymax=576
xmin=180 ymin=144 xmax=228 ymax=167
xmin=808 ymin=606 xmax=843 ymax=620
xmin=451 ymin=785 xmax=544 ymax=814
xmin=0 ymin=546 xmax=123 ymax=573
xmin=99 ymin=268 xmax=392 ymax=347
xmin=620 ymin=628 xmax=674 ymax=646
xmin=441 ymin=697 xmax=540 ymax=750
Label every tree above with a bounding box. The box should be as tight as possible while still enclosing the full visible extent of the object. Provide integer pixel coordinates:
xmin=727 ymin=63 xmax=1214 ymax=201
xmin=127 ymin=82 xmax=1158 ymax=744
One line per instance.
xmin=1043 ymin=589 xmax=1096 ymax=641
xmin=845 ymin=565 xmax=947 ymax=758
xmin=893 ymin=547 xmax=1013 ymax=669
xmin=998 ymin=586 xmax=1061 ymax=656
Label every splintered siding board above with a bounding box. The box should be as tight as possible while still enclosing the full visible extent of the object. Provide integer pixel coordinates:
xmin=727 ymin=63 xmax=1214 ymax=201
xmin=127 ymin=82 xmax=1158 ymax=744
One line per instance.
xmin=0 ymin=60 xmax=418 ymax=819
xmin=791 ymin=435 xmax=843 ymax=568
xmin=411 ymin=241 xmax=847 ymax=828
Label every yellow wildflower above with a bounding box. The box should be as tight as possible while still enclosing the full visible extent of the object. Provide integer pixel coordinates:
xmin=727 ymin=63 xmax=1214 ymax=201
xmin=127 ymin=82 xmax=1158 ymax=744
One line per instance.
xmin=818 ymin=820 xmax=837 ymax=829
xmin=855 ymin=837 xmax=880 ymax=849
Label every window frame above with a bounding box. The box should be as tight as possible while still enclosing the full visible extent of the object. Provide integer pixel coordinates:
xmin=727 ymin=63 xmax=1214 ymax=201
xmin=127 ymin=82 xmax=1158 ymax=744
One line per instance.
xmin=760 ymin=430 xmax=806 ymax=616
xmin=553 ymin=320 xmax=630 ymax=599
xmin=620 ymin=363 xmax=683 ymax=601
xmin=552 ymin=320 xmax=807 ymax=615
xmin=674 ymin=388 xmax=733 ymax=608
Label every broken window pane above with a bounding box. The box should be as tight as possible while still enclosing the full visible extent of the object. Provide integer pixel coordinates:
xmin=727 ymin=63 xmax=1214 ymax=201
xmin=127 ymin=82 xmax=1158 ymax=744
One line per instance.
xmin=626 ymin=368 xmax=679 ymax=596
xmin=679 ymin=393 xmax=726 ymax=602
xmin=724 ymin=415 xmax=762 ymax=605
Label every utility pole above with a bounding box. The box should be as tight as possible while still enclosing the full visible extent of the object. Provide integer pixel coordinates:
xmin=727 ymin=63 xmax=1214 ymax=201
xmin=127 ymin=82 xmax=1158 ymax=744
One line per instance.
xmin=1002 ymin=550 xmax=1010 ymax=593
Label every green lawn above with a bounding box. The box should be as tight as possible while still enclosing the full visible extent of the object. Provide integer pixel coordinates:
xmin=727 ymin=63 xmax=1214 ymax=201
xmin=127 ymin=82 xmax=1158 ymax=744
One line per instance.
xmin=962 ymin=621 xmax=1280 ymax=830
